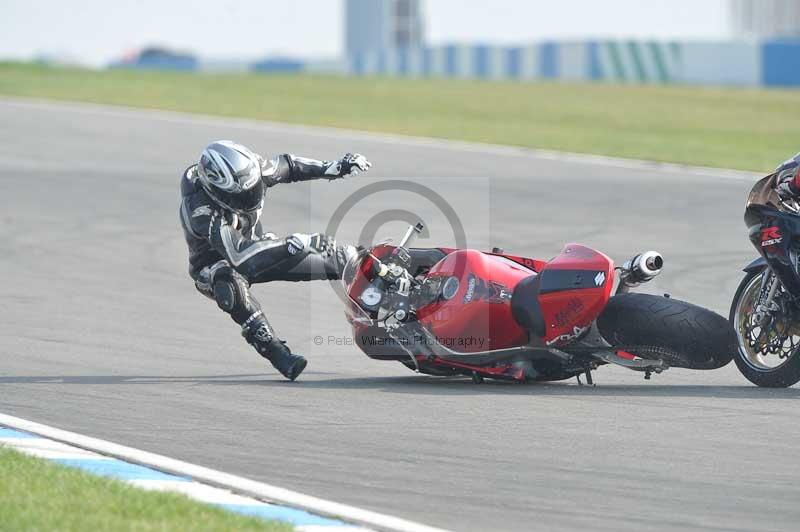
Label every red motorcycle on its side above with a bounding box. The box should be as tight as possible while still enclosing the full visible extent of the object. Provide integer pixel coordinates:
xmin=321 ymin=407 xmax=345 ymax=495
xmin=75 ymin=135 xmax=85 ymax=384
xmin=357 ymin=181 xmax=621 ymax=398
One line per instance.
xmin=341 ymin=223 xmax=734 ymax=383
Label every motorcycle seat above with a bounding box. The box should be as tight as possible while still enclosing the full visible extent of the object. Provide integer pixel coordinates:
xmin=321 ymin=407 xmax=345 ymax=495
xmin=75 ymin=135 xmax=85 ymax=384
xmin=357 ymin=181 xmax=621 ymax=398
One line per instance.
xmin=510 ymin=274 xmax=546 ymax=338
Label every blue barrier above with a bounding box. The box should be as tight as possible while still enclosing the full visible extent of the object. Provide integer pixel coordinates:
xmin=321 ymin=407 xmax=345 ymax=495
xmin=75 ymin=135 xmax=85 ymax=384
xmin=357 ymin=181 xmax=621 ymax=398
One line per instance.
xmin=444 ymin=45 xmax=459 ymax=77
xmin=587 ymin=42 xmax=602 ymax=81
xmin=345 ymin=41 xmax=792 ymax=87
xmin=474 ymin=45 xmax=491 ymax=79
xmin=540 ymin=42 xmax=558 ymax=79
xmin=117 ymin=40 xmax=800 ymax=87
xmin=507 ymin=47 xmax=523 ymax=79
xmin=762 ymin=40 xmax=800 ymax=87
xmin=251 ymin=58 xmax=304 ymax=73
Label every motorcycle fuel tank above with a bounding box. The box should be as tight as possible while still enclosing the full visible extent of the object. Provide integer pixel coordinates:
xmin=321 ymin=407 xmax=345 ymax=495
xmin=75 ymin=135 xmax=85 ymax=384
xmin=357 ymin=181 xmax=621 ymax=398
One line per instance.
xmin=416 ymin=250 xmax=533 ymax=353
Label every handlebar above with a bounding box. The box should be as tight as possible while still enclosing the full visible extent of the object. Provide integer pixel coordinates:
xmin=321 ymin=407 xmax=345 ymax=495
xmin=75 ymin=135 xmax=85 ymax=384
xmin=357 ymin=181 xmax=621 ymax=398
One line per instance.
xmin=399 ymin=222 xmax=424 ymax=248
xmin=369 ymin=222 xmax=426 ymax=285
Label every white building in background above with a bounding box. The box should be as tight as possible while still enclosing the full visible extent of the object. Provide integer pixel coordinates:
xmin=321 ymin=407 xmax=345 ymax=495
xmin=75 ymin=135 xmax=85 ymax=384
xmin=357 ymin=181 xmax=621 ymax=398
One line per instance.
xmin=731 ymin=0 xmax=800 ymax=37
xmin=345 ymin=0 xmax=424 ymax=56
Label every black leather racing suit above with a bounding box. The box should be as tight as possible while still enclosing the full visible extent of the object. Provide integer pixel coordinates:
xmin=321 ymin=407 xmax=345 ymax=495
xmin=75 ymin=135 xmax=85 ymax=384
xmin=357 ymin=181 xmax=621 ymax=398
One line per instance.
xmin=179 ymin=153 xmax=354 ymax=363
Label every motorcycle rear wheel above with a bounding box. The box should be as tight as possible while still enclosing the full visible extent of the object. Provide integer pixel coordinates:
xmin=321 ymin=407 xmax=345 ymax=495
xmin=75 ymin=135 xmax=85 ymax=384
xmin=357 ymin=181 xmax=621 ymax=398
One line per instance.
xmin=597 ymin=293 xmax=735 ymax=370
xmin=729 ymin=271 xmax=800 ymax=388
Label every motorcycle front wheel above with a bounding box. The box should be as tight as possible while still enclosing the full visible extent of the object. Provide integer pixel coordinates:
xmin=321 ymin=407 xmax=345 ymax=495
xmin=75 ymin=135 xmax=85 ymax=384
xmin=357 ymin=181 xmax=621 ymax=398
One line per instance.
xmin=730 ymin=270 xmax=800 ymax=388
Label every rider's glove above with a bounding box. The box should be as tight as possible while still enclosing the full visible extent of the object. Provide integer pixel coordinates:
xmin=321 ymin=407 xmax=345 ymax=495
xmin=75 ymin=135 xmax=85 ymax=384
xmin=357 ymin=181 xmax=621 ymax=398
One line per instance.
xmin=325 ymin=153 xmax=372 ymax=179
xmin=776 ymin=180 xmax=797 ymax=200
xmin=775 ymin=155 xmax=800 ymax=200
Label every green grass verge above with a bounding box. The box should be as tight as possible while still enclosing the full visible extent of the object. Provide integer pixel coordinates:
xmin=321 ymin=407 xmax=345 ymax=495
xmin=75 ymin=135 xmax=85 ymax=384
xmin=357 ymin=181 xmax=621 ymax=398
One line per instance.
xmin=1 ymin=62 xmax=798 ymax=171
xmin=0 ymin=447 xmax=292 ymax=532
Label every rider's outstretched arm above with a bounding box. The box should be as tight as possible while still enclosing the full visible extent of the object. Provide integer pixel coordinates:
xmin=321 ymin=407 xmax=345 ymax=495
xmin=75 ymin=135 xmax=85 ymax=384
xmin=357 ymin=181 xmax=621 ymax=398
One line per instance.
xmin=260 ymin=153 xmax=371 ymax=187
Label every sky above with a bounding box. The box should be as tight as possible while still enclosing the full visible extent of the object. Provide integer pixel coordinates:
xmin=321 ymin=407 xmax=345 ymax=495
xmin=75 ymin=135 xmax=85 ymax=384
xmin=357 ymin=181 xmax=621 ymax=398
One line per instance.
xmin=0 ymin=0 xmax=731 ymax=66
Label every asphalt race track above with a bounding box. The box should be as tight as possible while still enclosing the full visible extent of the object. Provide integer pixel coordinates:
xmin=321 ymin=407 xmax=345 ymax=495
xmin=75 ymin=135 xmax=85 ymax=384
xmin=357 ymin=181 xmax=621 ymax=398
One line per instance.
xmin=2 ymin=98 xmax=799 ymax=532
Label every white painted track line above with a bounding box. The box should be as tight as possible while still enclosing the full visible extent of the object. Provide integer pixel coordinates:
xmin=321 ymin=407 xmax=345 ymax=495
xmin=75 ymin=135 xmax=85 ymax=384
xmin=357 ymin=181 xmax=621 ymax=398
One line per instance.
xmin=0 ymin=436 xmax=102 ymax=460
xmin=127 ymin=479 xmax=275 ymax=506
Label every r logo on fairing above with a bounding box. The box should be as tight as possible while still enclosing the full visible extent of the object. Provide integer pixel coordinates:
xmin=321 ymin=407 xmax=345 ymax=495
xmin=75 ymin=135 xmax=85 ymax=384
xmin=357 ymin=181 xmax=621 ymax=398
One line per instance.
xmin=761 ymin=226 xmax=783 ymax=247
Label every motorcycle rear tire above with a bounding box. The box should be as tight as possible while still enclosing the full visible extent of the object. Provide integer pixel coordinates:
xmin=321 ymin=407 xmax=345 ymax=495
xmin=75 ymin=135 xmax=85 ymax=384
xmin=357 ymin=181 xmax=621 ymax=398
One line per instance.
xmin=597 ymin=293 xmax=735 ymax=370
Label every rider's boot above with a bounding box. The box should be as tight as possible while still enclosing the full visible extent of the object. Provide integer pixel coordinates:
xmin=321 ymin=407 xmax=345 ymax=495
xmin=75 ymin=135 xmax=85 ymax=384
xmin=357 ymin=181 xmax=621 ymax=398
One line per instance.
xmin=243 ymin=321 xmax=307 ymax=381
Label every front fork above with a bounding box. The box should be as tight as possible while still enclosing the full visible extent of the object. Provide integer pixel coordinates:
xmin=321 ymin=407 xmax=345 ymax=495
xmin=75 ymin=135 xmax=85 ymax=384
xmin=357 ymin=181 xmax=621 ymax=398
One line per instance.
xmin=754 ymin=271 xmax=780 ymax=326
xmin=751 ymin=269 xmax=800 ymax=340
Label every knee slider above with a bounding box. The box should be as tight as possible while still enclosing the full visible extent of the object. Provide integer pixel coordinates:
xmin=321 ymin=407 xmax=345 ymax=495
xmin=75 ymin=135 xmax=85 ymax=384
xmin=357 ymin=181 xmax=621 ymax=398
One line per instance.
xmin=213 ymin=281 xmax=237 ymax=312
xmin=212 ymin=269 xmax=249 ymax=314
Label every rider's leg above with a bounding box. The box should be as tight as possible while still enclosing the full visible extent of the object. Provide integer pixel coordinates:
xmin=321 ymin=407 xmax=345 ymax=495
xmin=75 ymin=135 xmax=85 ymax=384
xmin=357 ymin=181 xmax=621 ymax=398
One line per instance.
xmin=249 ymin=233 xmax=357 ymax=283
xmin=195 ymin=261 xmax=307 ymax=381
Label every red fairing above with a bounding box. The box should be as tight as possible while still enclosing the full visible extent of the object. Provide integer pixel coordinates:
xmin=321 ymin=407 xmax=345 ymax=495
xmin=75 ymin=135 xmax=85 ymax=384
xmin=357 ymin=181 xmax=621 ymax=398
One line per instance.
xmin=537 ymin=244 xmax=615 ymax=346
xmin=416 ymin=250 xmax=534 ymax=352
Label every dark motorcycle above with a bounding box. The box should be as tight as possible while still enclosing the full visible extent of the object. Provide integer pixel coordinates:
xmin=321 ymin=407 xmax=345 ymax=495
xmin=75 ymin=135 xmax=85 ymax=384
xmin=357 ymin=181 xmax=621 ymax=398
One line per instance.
xmin=731 ymin=172 xmax=800 ymax=387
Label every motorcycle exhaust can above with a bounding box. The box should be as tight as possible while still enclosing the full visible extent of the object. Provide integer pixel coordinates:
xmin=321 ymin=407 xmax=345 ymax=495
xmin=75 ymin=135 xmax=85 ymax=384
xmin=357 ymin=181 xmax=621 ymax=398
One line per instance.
xmin=620 ymin=251 xmax=664 ymax=289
